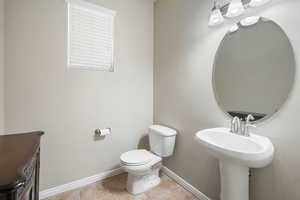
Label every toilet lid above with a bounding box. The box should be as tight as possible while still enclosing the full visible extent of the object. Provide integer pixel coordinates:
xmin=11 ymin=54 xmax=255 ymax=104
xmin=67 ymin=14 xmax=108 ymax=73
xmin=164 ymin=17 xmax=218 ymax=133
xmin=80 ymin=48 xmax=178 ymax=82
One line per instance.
xmin=120 ymin=149 xmax=153 ymax=166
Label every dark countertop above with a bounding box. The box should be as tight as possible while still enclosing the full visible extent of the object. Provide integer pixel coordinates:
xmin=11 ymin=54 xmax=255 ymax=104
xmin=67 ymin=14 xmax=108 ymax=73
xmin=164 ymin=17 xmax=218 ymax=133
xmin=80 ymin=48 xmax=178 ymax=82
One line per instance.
xmin=0 ymin=132 xmax=44 ymax=191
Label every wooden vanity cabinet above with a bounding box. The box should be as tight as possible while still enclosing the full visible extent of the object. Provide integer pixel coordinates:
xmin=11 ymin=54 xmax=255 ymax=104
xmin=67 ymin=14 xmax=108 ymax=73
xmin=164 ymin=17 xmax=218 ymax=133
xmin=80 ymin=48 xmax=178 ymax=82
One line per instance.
xmin=0 ymin=132 xmax=44 ymax=200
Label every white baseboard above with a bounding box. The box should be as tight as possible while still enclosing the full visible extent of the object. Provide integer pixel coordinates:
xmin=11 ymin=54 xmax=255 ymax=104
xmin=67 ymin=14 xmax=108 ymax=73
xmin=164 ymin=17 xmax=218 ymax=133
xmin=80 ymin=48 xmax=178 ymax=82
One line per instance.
xmin=39 ymin=167 xmax=124 ymax=199
xmin=161 ymin=166 xmax=211 ymax=200
xmin=40 ymin=166 xmax=210 ymax=200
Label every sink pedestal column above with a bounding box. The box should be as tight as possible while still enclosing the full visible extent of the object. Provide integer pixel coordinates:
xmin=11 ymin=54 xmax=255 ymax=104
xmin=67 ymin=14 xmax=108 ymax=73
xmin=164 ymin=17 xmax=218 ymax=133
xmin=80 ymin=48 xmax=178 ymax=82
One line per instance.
xmin=219 ymin=161 xmax=249 ymax=200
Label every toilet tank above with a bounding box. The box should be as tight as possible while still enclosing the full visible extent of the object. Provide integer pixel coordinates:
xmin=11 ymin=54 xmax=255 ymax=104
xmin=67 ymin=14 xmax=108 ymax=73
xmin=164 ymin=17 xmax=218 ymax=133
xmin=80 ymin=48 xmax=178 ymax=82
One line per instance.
xmin=149 ymin=125 xmax=177 ymax=157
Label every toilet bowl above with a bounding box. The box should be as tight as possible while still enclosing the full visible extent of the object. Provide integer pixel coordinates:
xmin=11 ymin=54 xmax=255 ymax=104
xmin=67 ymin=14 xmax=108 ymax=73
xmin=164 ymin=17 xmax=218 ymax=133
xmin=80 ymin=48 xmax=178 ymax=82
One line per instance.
xmin=120 ymin=125 xmax=177 ymax=195
xmin=120 ymin=149 xmax=162 ymax=194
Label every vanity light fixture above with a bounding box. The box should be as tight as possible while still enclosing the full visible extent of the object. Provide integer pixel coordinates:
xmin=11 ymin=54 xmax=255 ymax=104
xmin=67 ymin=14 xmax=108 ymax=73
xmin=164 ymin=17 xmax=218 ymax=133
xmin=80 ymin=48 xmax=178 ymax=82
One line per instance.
xmin=249 ymin=0 xmax=272 ymax=7
xmin=208 ymin=0 xmax=272 ymax=27
xmin=240 ymin=16 xmax=260 ymax=26
xmin=226 ymin=0 xmax=245 ymax=18
xmin=208 ymin=0 xmax=224 ymax=26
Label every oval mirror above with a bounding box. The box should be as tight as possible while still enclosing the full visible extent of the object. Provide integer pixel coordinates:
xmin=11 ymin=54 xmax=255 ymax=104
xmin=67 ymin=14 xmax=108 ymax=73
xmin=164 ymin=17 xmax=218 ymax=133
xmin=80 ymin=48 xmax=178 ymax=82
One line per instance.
xmin=213 ymin=17 xmax=295 ymax=123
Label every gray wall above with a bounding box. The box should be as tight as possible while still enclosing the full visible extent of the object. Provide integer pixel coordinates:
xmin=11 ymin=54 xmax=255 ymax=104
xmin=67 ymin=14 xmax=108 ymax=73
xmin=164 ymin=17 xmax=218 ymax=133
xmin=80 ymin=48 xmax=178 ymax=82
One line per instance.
xmin=154 ymin=0 xmax=300 ymax=199
xmin=0 ymin=0 xmax=4 ymax=134
xmin=4 ymin=0 xmax=153 ymax=190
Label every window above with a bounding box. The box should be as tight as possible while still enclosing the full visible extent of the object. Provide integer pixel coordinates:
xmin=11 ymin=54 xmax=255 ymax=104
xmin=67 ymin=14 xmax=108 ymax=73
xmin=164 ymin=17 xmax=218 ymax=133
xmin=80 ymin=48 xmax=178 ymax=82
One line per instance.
xmin=67 ymin=0 xmax=116 ymax=71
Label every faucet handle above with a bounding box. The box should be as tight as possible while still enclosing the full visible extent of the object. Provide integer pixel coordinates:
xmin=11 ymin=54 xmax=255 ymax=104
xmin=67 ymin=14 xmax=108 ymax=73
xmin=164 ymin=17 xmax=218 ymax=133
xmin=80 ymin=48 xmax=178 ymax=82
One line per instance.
xmin=245 ymin=123 xmax=256 ymax=136
xmin=230 ymin=116 xmax=241 ymax=134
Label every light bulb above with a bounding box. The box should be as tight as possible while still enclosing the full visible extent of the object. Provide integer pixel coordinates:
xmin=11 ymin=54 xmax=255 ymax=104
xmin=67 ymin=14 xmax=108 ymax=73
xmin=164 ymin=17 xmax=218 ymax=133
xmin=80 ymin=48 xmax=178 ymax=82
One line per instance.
xmin=240 ymin=16 xmax=260 ymax=26
xmin=229 ymin=24 xmax=239 ymax=33
xmin=208 ymin=8 xmax=224 ymax=26
xmin=226 ymin=0 xmax=245 ymax=18
xmin=249 ymin=0 xmax=272 ymax=7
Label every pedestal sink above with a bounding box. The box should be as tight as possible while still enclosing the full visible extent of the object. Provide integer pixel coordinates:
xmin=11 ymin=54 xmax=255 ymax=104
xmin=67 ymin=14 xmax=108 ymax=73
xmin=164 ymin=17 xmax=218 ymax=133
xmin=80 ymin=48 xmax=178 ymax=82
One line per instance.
xmin=195 ymin=128 xmax=274 ymax=200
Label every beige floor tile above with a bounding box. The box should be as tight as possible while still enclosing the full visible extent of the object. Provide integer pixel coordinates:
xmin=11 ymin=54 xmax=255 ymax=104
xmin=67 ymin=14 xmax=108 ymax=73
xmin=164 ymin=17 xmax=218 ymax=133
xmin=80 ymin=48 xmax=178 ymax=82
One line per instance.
xmin=45 ymin=172 xmax=197 ymax=200
xmin=46 ymin=189 xmax=80 ymax=200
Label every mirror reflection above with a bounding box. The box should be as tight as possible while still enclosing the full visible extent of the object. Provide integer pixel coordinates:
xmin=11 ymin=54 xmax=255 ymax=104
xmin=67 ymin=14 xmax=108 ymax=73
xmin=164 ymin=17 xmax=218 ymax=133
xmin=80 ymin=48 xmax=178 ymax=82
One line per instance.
xmin=213 ymin=17 xmax=295 ymax=122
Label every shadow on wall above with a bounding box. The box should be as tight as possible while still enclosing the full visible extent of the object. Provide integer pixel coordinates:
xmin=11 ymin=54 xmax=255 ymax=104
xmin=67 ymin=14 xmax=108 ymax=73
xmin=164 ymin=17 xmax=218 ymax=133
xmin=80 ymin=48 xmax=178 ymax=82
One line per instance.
xmin=138 ymin=134 xmax=150 ymax=150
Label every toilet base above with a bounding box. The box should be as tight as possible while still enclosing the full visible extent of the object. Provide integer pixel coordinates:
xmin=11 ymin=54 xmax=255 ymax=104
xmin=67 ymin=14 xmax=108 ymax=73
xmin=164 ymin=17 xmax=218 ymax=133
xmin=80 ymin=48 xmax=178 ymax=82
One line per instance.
xmin=126 ymin=168 xmax=160 ymax=195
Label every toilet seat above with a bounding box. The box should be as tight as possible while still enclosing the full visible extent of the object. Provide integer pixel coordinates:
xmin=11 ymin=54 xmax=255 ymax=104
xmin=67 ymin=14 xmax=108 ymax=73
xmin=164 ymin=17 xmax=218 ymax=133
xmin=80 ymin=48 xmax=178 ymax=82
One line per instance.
xmin=120 ymin=149 xmax=154 ymax=166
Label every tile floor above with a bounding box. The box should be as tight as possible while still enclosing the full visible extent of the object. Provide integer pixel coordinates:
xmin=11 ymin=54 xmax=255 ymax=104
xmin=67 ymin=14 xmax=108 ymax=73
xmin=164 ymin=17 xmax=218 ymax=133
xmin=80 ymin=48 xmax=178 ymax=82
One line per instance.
xmin=44 ymin=173 xmax=198 ymax=200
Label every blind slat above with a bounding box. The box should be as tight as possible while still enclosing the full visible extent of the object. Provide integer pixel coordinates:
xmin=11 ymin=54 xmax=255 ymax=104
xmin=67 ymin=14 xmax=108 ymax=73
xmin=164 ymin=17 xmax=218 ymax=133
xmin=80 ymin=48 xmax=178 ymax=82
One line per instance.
xmin=67 ymin=0 xmax=115 ymax=71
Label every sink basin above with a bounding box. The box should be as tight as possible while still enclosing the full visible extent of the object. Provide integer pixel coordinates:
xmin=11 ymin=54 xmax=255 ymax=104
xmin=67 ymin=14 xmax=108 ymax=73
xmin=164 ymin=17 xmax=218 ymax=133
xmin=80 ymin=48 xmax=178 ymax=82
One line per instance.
xmin=195 ymin=128 xmax=274 ymax=200
xmin=195 ymin=128 xmax=274 ymax=168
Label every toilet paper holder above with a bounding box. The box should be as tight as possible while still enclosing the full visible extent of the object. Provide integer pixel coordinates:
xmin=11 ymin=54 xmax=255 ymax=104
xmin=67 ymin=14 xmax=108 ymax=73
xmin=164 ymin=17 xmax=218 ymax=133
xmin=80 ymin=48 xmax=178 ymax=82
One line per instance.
xmin=94 ymin=128 xmax=111 ymax=136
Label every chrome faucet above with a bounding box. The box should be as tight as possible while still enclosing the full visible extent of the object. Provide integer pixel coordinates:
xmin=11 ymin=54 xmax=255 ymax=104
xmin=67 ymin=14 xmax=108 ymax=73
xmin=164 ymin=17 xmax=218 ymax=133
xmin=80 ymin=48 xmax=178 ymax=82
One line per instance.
xmin=230 ymin=116 xmax=241 ymax=134
xmin=243 ymin=114 xmax=255 ymax=136
xmin=230 ymin=114 xmax=255 ymax=136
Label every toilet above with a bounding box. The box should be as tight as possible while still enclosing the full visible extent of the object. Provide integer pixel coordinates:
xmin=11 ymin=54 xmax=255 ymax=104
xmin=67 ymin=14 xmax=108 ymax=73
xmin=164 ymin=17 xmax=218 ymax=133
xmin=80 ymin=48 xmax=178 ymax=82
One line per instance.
xmin=120 ymin=125 xmax=177 ymax=195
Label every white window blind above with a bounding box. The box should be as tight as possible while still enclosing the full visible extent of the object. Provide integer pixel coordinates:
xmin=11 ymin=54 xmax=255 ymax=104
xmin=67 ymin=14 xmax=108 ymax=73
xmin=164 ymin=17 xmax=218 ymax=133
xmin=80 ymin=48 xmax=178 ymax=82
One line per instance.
xmin=67 ymin=0 xmax=116 ymax=71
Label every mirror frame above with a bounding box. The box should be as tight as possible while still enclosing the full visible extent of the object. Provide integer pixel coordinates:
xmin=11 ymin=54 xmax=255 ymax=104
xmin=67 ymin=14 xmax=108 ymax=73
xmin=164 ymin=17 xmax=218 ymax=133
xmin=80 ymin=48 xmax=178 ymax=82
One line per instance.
xmin=212 ymin=17 xmax=296 ymax=124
